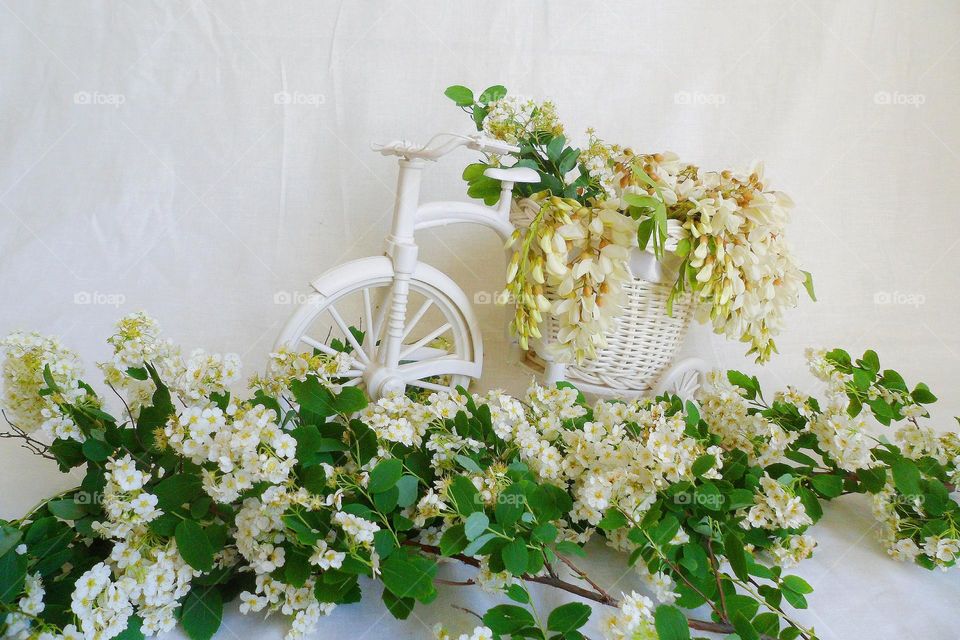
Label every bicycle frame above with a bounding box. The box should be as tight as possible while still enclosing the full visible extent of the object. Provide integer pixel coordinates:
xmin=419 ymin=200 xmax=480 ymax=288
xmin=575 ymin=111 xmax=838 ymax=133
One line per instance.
xmin=375 ymin=136 xmax=528 ymax=374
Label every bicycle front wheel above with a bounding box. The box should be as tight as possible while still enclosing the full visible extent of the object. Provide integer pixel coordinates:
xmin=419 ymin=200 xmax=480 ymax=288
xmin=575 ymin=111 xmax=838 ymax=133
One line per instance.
xmin=276 ymin=258 xmax=481 ymax=399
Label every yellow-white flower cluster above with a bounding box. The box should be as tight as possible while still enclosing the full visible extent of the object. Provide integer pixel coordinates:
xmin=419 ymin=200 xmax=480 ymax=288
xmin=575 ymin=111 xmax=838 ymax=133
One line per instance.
xmin=109 ymin=539 xmax=202 ymax=635
xmin=584 ymin=142 xmax=806 ymax=362
xmin=743 ymin=475 xmax=812 ymax=530
xmin=70 ymin=563 xmax=133 ymax=640
xmin=92 ymin=454 xmax=161 ymax=539
xmin=697 ymin=371 xmax=797 ymax=466
xmin=507 ymin=195 xmax=638 ymax=363
xmin=600 ymin=591 xmax=657 ymax=640
xmin=99 ymin=312 xmax=242 ymax=416
xmin=482 ymin=94 xmax=562 ymax=146
xmin=360 ymin=390 xmax=433 ymax=447
xmin=164 ymin=402 xmax=296 ymax=503
xmin=238 ymin=574 xmax=335 ymax=640
xmin=0 ymin=331 xmax=91 ymax=441
xmin=251 ymin=346 xmax=354 ymax=398
xmin=434 ymin=624 xmax=494 ymax=640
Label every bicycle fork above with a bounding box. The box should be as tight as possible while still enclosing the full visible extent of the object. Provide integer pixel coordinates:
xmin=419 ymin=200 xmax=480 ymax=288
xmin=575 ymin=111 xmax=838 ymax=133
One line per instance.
xmin=366 ymin=158 xmax=425 ymax=396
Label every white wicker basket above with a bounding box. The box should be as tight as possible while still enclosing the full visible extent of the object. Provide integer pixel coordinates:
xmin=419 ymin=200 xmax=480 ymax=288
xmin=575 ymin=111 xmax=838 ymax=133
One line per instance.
xmin=511 ymin=198 xmax=694 ymax=395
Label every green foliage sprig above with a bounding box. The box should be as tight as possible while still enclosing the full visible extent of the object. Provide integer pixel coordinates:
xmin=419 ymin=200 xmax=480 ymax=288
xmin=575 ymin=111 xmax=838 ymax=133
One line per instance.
xmin=1 ymin=317 xmax=957 ymax=640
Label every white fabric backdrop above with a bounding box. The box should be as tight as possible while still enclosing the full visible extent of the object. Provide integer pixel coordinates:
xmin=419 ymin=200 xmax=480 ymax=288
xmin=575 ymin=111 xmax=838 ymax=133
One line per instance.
xmin=2 ymin=1 xmax=959 ymax=638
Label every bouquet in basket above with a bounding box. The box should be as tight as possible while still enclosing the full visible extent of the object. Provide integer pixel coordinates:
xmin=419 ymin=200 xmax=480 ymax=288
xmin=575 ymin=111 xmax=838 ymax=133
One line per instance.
xmin=445 ymin=85 xmax=815 ymax=365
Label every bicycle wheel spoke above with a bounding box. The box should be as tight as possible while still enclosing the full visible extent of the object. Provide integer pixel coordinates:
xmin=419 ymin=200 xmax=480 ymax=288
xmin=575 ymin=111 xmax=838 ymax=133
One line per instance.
xmin=399 ymin=322 xmax=451 ymax=361
xmin=400 ymin=299 xmax=434 ymax=343
xmin=362 ymin=288 xmax=374 ymax=357
xmin=300 ymin=335 xmax=338 ymax=357
xmin=408 ymin=378 xmax=451 ymax=393
xmin=299 ymin=336 xmax=366 ymax=371
xmin=327 ymin=303 xmax=369 ymax=364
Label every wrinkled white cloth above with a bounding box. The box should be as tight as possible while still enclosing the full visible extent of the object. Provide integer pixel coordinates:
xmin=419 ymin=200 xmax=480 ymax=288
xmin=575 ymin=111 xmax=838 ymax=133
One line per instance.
xmin=1 ymin=2 xmax=959 ymax=638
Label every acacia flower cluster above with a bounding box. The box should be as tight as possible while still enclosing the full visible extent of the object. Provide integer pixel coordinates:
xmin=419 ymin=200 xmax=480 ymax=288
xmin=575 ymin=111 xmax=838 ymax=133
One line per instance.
xmin=448 ymin=85 xmax=812 ymax=364
xmin=506 ymin=194 xmax=637 ymax=362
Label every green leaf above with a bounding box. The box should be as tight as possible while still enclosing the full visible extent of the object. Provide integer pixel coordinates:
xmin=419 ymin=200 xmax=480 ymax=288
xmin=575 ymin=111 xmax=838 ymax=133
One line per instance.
xmin=455 ymin=454 xmax=482 ymax=473
xmin=464 ymin=512 xmax=490 ymax=541
xmin=444 ymin=85 xmax=475 ymax=106
xmin=0 ymin=550 xmax=27 ymax=604
xmin=175 ymin=520 xmax=214 ymax=572
xmin=289 ymin=376 xmax=336 ymax=418
xmin=858 ymin=350 xmax=880 ymax=373
xmin=891 ymin=458 xmax=921 ymax=496
xmin=724 ymin=532 xmax=749 ymax=581
xmin=810 ymin=474 xmax=844 ymax=498
xmin=782 ymin=575 xmax=813 ymax=594
xmin=506 ymin=583 xmax=530 ymax=603
xmin=334 ymin=387 xmax=368 ymax=414
xmin=857 ymin=466 xmax=887 ymax=493
xmin=547 ymin=602 xmax=591 ymax=633
xmin=81 ymin=438 xmax=113 ymax=462
xmin=733 ymin=612 xmax=759 ymax=640
xmin=726 ymin=370 xmax=758 ymax=399
xmin=801 ymin=270 xmax=816 ymax=301
xmin=531 ymin=522 xmax=558 ymax=543
xmin=483 ymin=604 xmax=535 ymax=634
xmin=478 ymin=85 xmax=507 ymax=104
xmin=462 ymin=532 xmax=497 ymax=556
xmin=881 ymin=369 xmax=908 ymax=392
xmin=782 ymin=588 xmax=808 ymax=609
xmin=373 ymin=529 xmax=397 ymax=560
xmin=317 ymin=437 xmax=348 ymax=452
xmin=597 ymin=508 xmax=628 ymax=532
xmin=290 ymin=424 xmax=324 ymax=467
xmin=911 ymin=383 xmax=937 ymax=404
xmin=179 ymin=587 xmax=223 ymax=640
xmin=380 ymin=552 xmax=438 ymax=603
xmin=285 ymin=548 xmax=312 ymax=588
xmin=41 ymin=364 xmax=60 ymax=392
xmin=46 ymin=498 xmax=87 ymax=521
xmin=382 ymin=589 xmax=415 ymax=620
xmin=684 ymin=401 xmax=700 ymax=428
xmin=691 ymin=454 xmax=716 ymax=478
xmin=0 ymin=525 xmax=23 ymax=558
xmin=125 ymin=367 xmax=149 ymax=381
xmin=501 ymin=538 xmax=529 ymax=576
xmin=154 ymin=473 xmax=203 ymax=510
xmin=439 ymin=524 xmax=468 ymax=556
xmin=396 ymin=475 xmax=419 ymax=508
xmin=495 ymin=483 xmax=526 ymax=527
xmin=651 ymin=515 xmax=681 ymax=546
xmin=654 ymin=605 xmax=691 ymax=640
xmin=369 ymin=458 xmax=403 ymax=494
xmin=636 ymin=217 xmax=656 ymax=251
xmin=448 ymin=476 xmax=480 ymax=514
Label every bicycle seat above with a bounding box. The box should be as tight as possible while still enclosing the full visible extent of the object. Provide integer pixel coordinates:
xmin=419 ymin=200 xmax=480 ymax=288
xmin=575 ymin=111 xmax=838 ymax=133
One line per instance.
xmin=483 ymin=166 xmax=540 ymax=184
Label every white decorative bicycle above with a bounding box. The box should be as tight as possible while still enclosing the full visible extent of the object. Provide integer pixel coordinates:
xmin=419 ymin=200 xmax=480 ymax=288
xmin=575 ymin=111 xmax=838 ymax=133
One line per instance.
xmin=275 ymin=132 xmax=706 ymax=400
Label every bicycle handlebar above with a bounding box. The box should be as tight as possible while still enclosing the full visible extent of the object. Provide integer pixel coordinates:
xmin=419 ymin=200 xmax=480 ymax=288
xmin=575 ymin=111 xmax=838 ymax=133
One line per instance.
xmin=372 ymin=133 xmax=519 ymax=161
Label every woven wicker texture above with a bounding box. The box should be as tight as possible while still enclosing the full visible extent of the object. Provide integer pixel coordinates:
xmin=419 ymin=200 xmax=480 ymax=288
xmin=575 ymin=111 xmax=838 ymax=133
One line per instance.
xmin=535 ymin=281 xmax=692 ymax=391
xmin=510 ymin=197 xmax=694 ymax=393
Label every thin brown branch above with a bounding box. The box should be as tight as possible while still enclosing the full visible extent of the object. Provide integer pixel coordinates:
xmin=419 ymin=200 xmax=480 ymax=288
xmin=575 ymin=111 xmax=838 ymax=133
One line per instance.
xmin=0 ymin=412 xmax=56 ymax=461
xmin=436 ymin=578 xmax=476 ymax=587
xmin=451 ymin=604 xmax=483 ymax=622
xmin=706 ymin=538 xmax=730 ymax=624
xmin=555 ymin=552 xmax=614 ymax=604
xmin=407 ymin=541 xmax=755 ymax=637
